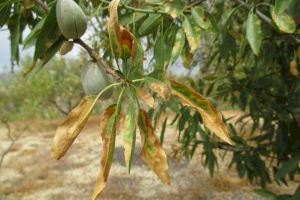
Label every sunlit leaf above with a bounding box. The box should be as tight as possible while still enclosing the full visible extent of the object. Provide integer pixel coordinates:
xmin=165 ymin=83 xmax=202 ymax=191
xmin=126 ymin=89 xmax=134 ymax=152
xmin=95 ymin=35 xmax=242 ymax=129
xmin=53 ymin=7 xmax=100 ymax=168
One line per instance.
xmin=51 ymin=96 xmax=95 ymax=160
xmin=122 ymin=89 xmax=139 ymax=173
xmin=154 ymin=32 xmax=165 ymax=72
xmin=271 ymin=6 xmax=296 ymax=33
xmin=138 ymin=14 xmax=161 ymax=36
xmin=170 ymin=80 xmax=233 ymax=145
xmin=164 ymin=0 xmax=185 ymax=19
xmin=246 ymin=10 xmax=263 ymax=56
xmin=138 ymin=109 xmax=170 ymax=185
xmin=23 ymin=18 xmax=46 ymax=49
xmin=92 ymin=105 xmax=118 ymax=200
xmin=182 ymin=15 xmax=200 ymax=52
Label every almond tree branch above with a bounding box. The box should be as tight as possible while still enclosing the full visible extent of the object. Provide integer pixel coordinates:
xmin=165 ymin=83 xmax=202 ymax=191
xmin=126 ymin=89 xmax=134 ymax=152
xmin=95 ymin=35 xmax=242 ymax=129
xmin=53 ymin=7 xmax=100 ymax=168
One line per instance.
xmin=73 ymin=39 xmax=123 ymax=81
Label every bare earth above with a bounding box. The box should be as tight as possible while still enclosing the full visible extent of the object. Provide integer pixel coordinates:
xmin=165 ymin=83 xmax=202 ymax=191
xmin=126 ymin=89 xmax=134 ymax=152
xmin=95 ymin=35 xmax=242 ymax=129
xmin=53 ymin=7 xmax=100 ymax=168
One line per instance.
xmin=0 ymin=114 xmax=297 ymax=200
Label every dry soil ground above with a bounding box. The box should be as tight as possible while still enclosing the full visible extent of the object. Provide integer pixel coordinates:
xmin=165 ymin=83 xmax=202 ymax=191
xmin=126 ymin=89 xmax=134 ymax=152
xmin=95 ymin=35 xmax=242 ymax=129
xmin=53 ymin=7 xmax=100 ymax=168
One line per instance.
xmin=0 ymin=113 xmax=297 ymax=200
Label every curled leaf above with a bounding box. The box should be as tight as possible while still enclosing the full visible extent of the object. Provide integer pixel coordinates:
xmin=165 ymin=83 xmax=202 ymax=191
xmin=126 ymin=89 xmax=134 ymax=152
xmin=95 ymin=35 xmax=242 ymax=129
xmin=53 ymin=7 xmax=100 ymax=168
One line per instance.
xmin=138 ymin=110 xmax=171 ymax=185
xmin=51 ymin=96 xmax=94 ymax=160
xmin=92 ymin=105 xmax=118 ymax=200
xmin=170 ymin=80 xmax=233 ymax=145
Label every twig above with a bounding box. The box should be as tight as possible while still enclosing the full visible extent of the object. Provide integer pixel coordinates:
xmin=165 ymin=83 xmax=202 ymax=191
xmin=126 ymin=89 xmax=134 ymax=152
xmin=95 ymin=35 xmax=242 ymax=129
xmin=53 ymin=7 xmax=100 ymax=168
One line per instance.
xmin=73 ymin=39 xmax=123 ymax=81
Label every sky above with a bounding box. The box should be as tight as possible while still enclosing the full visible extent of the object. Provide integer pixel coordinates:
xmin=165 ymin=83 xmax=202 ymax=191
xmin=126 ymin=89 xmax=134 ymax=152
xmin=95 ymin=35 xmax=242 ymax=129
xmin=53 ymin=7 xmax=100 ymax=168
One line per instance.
xmin=0 ymin=29 xmax=12 ymax=71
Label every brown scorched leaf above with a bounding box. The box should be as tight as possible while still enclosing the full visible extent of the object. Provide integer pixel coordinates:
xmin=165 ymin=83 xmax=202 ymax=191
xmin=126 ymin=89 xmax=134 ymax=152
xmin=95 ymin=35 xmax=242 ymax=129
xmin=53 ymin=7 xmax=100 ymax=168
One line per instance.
xmin=170 ymin=80 xmax=233 ymax=145
xmin=51 ymin=96 xmax=94 ymax=160
xmin=92 ymin=105 xmax=118 ymax=200
xmin=138 ymin=110 xmax=170 ymax=185
xmin=145 ymin=77 xmax=171 ymax=100
xmin=137 ymin=88 xmax=155 ymax=108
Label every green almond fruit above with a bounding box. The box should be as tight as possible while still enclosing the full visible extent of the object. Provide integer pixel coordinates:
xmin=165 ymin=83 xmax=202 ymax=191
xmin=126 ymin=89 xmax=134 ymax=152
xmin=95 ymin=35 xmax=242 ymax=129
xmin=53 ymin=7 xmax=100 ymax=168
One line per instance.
xmin=56 ymin=0 xmax=87 ymax=39
xmin=81 ymin=63 xmax=113 ymax=100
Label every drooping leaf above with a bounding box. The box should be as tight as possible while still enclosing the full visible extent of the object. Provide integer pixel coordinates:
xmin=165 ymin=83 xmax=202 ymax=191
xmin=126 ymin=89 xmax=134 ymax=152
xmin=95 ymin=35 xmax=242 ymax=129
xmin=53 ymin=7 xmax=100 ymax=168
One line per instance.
xmin=154 ymin=32 xmax=165 ymax=73
xmin=92 ymin=105 xmax=118 ymax=200
xmin=51 ymin=96 xmax=95 ymax=160
xmin=137 ymin=88 xmax=155 ymax=108
xmin=170 ymin=80 xmax=233 ymax=145
xmin=182 ymin=15 xmax=201 ymax=52
xmin=246 ymin=10 xmax=263 ymax=56
xmin=274 ymin=0 xmax=294 ymax=14
xmin=164 ymin=0 xmax=185 ymax=19
xmin=275 ymin=155 xmax=300 ymax=180
xmin=8 ymin=12 xmax=21 ymax=63
xmin=145 ymin=77 xmax=171 ymax=100
xmin=271 ymin=6 xmax=296 ymax=33
xmin=23 ymin=18 xmax=46 ymax=49
xmin=138 ymin=109 xmax=170 ymax=185
xmin=170 ymin=28 xmax=185 ymax=64
xmin=122 ymin=88 xmax=139 ymax=173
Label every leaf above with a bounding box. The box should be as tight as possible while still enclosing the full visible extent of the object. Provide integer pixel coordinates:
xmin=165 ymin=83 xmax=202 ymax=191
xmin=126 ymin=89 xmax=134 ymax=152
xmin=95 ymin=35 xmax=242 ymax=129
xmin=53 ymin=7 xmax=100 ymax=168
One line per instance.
xmin=274 ymin=0 xmax=294 ymax=14
xmin=0 ymin=0 xmax=11 ymax=27
xmin=164 ymin=0 xmax=185 ymax=19
xmin=51 ymin=96 xmax=95 ymax=160
xmin=145 ymin=77 xmax=171 ymax=100
xmin=92 ymin=105 xmax=118 ymax=200
xmin=170 ymin=28 xmax=185 ymax=64
xmin=182 ymin=15 xmax=200 ymax=53
xmin=122 ymin=89 xmax=139 ymax=173
xmin=8 ymin=12 xmax=21 ymax=63
xmin=246 ymin=10 xmax=263 ymax=56
xmin=170 ymin=80 xmax=233 ymax=145
xmin=23 ymin=18 xmax=46 ymax=49
xmin=181 ymin=45 xmax=194 ymax=68
xmin=271 ymin=6 xmax=296 ymax=33
xmin=275 ymin=155 xmax=300 ymax=180
xmin=59 ymin=40 xmax=74 ymax=55
xmin=137 ymin=88 xmax=155 ymax=108
xmin=154 ymin=32 xmax=165 ymax=72
xmin=34 ymin=4 xmax=61 ymax=60
xmin=191 ymin=6 xmax=212 ymax=30
xmin=254 ymin=189 xmax=277 ymax=200
xmin=138 ymin=14 xmax=161 ymax=36
xmin=290 ymin=57 xmax=299 ymax=78
xmin=138 ymin=109 xmax=170 ymax=185
xmin=160 ymin=117 xmax=168 ymax=145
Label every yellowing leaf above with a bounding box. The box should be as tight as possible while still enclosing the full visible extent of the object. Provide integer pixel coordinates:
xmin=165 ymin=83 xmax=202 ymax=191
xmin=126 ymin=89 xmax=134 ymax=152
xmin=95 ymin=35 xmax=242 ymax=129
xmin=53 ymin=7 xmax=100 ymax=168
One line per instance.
xmin=271 ymin=6 xmax=296 ymax=33
xmin=92 ymin=105 xmax=118 ymax=200
xmin=170 ymin=28 xmax=185 ymax=64
xmin=290 ymin=58 xmax=299 ymax=78
xmin=145 ymin=77 xmax=171 ymax=100
xmin=164 ymin=0 xmax=185 ymax=19
xmin=123 ymin=89 xmax=139 ymax=173
xmin=51 ymin=96 xmax=94 ymax=160
xmin=138 ymin=110 xmax=170 ymax=185
xmin=170 ymin=80 xmax=233 ymax=145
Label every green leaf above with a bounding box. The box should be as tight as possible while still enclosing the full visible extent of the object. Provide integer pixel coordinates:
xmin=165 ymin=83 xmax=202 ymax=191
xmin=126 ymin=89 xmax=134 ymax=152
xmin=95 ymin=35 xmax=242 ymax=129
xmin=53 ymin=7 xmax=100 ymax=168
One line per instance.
xmin=154 ymin=32 xmax=165 ymax=73
xmin=34 ymin=4 xmax=61 ymax=60
xmin=23 ymin=18 xmax=46 ymax=49
xmin=164 ymin=0 xmax=185 ymax=19
xmin=170 ymin=28 xmax=185 ymax=64
xmin=271 ymin=6 xmax=296 ymax=33
xmin=254 ymin=189 xmax=277 ymax=200
xmin=182 ymin=15 xmax=200 ymax=53
xmin=138 ymin=14 xmax=161 ymax=36
xmin=191 ymin=6 xmax=211 ymax=30
xmin=160 ymin=117 xmax=168 ymax=145
xmin=123 ymin=88 xmax=139 ymax=173
xmin=275 ymin=155 xmax=300 ymax=180
xmin=246 ymin=10 xmax=263 ymax=56
xmin=170 ymin=80 xmax=233 ymax=145
xmin=275 ymin=0 xmax=294 ymax=14
xmin=0 ymin=0 xmax=11 ymax=27
xmin=8 ymin=12 xmax=21 ymax=63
